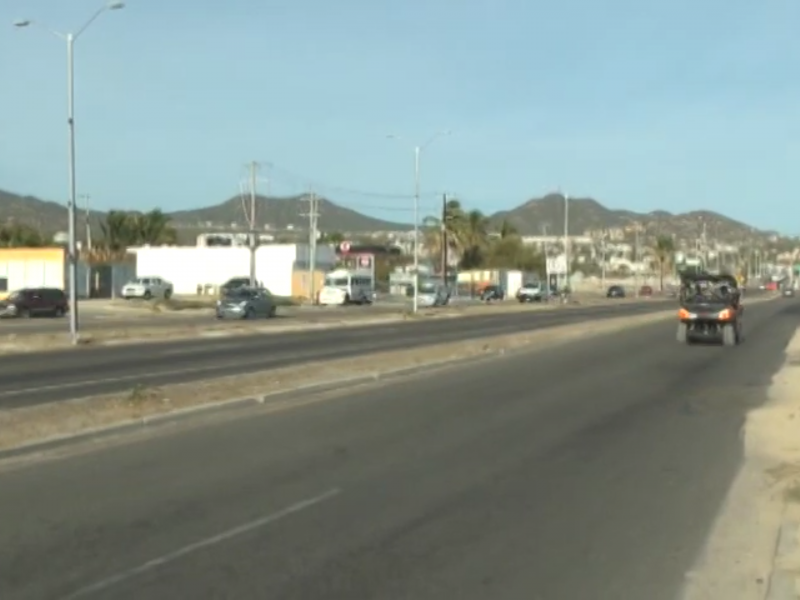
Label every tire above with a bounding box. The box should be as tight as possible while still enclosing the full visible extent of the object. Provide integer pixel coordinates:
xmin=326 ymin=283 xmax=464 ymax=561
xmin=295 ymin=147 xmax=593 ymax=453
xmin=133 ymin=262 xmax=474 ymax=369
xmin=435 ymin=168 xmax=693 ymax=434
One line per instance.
xmin=164 ymin=289 xmax=173 ymax=300
xmin=19 ymin=308 xmax=30 ymax=319
xmin=54 ymin=307 xmax=65 ymax=318
xmin=344 ymin=294 xmax=350 ymax=305
xmin=676 ymin=323 xmax=688 ymax=344
xmin=722 ymin=323 xmax=737 ymax=347
xmin=267 ymin=305 xmax=276 ymax=318
xmin=143 ymin=290 xmax=152 ymax=300
xmin=245 ymin=307 xmax=255 ymax=319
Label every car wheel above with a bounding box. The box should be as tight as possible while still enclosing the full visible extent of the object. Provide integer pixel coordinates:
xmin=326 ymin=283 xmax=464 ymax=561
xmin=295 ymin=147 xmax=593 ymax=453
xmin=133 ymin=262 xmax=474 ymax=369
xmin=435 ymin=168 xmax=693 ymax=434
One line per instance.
xmin=54 ymin=307 xmax=65 ymax=318
xmin=143 ymin=291 xmax=152 ymax=300
xmin=245 ymin=307 xmax=255 ymax=319
xmin=676 ymin=323 xmax=688 ymax=344
xmin=267 ymin=306 xmax=276 ymax=318
xmin=164 ymin=289 xmax=173 ymax=300
xmin=722 ymin=324 xmax=737 ymax=347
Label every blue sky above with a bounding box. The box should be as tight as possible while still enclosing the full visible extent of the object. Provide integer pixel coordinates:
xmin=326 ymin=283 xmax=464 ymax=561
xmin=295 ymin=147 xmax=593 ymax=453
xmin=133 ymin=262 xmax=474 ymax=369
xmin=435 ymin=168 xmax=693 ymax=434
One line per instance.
xmin=2 ymin=0 xmax=800 ymax=232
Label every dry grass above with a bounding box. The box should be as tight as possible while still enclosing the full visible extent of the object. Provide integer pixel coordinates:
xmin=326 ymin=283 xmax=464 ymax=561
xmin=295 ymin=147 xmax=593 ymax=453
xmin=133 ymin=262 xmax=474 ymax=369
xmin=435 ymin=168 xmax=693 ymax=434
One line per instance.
xmin=0 ymin=308 xmax=676 ymax=452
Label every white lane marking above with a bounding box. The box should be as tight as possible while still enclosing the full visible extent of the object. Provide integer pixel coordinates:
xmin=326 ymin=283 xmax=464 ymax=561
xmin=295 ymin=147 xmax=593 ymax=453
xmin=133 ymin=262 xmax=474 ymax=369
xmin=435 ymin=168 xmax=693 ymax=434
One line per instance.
xmin=58 ymin=487 xmax=341 ymax=600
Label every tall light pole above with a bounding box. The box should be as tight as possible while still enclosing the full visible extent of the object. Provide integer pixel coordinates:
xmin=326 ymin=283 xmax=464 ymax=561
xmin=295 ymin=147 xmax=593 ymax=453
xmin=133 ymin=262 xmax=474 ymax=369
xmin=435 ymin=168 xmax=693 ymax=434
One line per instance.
xmin=387 ymin=131 xmax=451 ymax=313
xmin=14 ymin=1 xmax=125 ymax=345
xmin=562 ymin=191 xmax=570 ymax=292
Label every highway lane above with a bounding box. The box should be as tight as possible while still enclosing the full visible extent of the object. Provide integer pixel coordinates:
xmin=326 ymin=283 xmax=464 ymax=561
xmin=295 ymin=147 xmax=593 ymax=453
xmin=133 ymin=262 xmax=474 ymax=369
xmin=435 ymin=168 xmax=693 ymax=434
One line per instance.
xmin=0 ymin=297 xmax=794 ymax=599
xmin=0 ymin=300 xmax=676 ymax=408
xmin=0 ymin=304 xmax=402 ymax=334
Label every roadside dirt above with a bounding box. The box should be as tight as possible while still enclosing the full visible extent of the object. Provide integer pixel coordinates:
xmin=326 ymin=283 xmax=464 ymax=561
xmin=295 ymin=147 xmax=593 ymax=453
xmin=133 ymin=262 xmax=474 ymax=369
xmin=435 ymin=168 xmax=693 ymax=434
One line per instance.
xmin=0 ymin=308 xmax=677 ymax=453
xmin=681 ymin=324 xmax=800 ymax=600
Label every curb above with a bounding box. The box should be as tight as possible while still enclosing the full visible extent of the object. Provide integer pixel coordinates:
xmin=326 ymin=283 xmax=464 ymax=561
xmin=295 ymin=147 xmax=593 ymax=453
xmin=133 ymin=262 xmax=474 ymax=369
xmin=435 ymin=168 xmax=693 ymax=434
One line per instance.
xmin=767 ymin=512 xmax=800 ymax=599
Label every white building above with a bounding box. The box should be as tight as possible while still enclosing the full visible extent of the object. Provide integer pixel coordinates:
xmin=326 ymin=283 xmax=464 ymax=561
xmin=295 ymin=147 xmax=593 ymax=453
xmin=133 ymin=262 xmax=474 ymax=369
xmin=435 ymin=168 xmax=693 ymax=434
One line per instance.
xmin=131 ymin=244 xmax=337 ymax=297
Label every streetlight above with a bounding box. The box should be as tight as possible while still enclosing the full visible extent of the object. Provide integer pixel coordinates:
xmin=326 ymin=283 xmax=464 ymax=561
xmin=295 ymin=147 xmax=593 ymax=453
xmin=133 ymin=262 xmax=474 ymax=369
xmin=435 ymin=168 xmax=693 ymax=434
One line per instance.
xmin=387 ymin=130 xmax=451 ymax=314
xmin=14 ymin=1 xmax=125 ymax=345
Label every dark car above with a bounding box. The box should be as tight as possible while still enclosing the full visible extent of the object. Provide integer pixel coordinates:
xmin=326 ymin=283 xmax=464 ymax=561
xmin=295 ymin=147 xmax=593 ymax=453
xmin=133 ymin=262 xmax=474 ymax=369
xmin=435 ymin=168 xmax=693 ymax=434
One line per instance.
xmin=216 ymin=287 xmax=277 ymax=319
xmin=480 ymin=285 xmax=505 ymax=302
xmin=0 ymin=287 xmax=68 ymax=318
xmin=606 ymin=285 xmax=626 ymax=298
xmin=220 ymin=276 xmax=262 ymax=296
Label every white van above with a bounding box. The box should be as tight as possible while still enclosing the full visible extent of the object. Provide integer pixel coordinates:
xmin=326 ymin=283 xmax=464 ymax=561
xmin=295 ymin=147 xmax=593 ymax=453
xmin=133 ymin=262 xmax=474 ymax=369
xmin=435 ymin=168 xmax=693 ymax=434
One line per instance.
xmin=318 ymin=269 xmax=374 ymax=305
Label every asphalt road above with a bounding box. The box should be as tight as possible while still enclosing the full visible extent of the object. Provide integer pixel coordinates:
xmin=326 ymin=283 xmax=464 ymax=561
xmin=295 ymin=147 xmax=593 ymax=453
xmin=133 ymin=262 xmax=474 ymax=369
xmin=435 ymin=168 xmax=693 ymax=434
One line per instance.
xmin=0 ymin=300 xmax=676 ymax=408
xmin=0 ymin=303 xmax=403 ymax=334
xmin=0 ymin=297 xmax=794 ymax=600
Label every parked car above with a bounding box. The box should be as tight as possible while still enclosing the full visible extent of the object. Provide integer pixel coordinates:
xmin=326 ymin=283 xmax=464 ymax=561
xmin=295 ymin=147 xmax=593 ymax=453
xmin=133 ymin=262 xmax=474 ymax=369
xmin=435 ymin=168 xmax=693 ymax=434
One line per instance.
xmin=122 ymin=277 xmax=173 ymax=300
xmin=480 ymin=285 xmax=505 ymax=302
xmin=216 ymin=287 xmax=277 ymax=319
xmin=606 ymin=285 xmax=626 ymax=298
xmin=0 ymin=287 xmax=68 ymax=318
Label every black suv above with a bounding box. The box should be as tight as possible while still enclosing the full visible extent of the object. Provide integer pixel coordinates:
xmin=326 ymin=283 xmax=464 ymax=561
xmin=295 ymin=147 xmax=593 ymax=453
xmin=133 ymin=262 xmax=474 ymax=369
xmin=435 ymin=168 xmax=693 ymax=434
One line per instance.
xmin=0 ymin=287 xmax=69 ymax=318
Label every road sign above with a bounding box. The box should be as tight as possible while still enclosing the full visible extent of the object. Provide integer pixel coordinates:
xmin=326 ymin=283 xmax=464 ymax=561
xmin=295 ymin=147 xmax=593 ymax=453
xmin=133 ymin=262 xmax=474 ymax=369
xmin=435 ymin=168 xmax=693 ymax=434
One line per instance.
xmin=340 ymin=241 xmax=351 ymax=253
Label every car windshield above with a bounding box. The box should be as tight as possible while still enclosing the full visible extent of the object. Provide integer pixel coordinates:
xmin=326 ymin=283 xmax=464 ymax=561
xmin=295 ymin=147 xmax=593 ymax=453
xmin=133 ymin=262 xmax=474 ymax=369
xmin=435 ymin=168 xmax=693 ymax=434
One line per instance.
xmin=682 ymin=280 xmax=734 ymax=302
xmin=325 ymin=277 xmax=349 ymax=287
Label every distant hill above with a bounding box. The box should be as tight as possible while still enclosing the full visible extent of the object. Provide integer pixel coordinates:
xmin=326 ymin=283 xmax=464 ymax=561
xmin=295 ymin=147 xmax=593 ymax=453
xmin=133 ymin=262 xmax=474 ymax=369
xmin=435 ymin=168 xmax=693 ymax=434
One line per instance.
xmin=0 ymin=187 xmax=778 ymax=245
xmin=167 ymin=194 xmax=411 ymax=233
xmin=489 ymin=193 xmax=774 ymax=242
xmin=0 ymin=190 xmax=411 ymax=241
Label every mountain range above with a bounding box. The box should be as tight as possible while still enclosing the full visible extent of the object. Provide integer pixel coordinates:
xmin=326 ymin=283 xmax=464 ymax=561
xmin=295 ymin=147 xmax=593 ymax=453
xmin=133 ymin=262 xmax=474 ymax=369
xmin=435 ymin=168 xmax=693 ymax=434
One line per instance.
xmin=0 ymin=188 xmax=778 ymax=244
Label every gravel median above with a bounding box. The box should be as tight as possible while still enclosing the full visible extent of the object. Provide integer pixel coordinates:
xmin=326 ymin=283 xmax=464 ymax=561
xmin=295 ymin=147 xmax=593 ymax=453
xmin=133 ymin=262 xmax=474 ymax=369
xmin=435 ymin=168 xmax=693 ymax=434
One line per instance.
xmin=0 ymin=307 xmax=678 ymax=454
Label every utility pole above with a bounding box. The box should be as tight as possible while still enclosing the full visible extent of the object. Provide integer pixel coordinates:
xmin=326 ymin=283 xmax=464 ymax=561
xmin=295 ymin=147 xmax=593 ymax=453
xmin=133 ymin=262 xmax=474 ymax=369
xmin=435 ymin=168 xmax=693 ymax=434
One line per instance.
xmin=301 ymin=190 xmax=320 ymax=302
xmin=440 ymin=192 xmax=448 ymax=283
xmin=542 ymin=223 xmax=550 ymax=292
xmin=600 ymin=231 xmax=607 ymax=290
xmin=248 ymin=161 xmax=258 ymax=287
xmin=80 ymin=193 xmax=92 ymax=298
xmin=563 ymin=194 xmax=569 ymax=291
xmin=634 ymin=223 xmax=640 ymax=297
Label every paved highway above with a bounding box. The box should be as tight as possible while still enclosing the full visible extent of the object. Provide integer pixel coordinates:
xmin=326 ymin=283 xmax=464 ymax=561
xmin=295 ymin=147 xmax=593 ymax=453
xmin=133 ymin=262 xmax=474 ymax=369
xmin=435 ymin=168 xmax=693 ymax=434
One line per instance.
xmin=0 ymin=303 xmax=402 ymax=334
xmin=0 ymin=297 xmax=793 ymax=599
xmin=0 ymin=300 xmax=675 ymax=408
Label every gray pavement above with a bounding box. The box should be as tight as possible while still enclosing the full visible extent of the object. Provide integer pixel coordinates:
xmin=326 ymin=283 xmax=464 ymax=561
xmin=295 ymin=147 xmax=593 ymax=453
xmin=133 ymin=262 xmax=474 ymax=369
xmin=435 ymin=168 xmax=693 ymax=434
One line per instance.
xmin=0 ymin=304 xmax=402 ymax=334
xmin=0 ymin=300 xmax=675 ymax=408
xmin=0 ymin=297 xmax=795 ymax=599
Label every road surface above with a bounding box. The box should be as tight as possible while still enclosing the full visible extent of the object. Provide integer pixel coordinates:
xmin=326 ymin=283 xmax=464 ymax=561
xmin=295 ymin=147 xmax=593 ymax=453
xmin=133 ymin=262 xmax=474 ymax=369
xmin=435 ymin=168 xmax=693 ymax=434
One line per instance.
xmin=0 ymin=297 xmax=794 ymax=599
xmin=0 ymin=303 xmax=402 ymax=334
xmin=0 ymin=300 xmax=674 ymax=408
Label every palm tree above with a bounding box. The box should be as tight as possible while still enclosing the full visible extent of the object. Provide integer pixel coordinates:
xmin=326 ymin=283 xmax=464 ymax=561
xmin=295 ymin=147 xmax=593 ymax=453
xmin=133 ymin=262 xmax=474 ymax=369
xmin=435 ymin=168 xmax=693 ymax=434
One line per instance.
xmin=459 ymin=210 xmax=489 ymax=269
xmin=0 ymin=223 xmax=47 ymax=247
xmin=653 ymin=235 xmax=675 ymax=291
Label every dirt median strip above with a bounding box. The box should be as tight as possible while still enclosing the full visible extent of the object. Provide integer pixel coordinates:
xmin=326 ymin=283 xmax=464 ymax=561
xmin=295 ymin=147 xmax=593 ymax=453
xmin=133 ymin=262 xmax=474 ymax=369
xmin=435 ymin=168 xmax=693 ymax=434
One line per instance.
xmin=0 ymin=307 xmax=679 ymax=455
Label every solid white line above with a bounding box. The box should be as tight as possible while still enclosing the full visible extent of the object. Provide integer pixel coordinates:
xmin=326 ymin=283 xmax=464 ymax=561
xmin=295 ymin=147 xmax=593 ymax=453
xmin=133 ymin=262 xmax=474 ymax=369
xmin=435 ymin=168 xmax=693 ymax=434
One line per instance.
xmin=58 ymin=487 xmax=341 ymax=600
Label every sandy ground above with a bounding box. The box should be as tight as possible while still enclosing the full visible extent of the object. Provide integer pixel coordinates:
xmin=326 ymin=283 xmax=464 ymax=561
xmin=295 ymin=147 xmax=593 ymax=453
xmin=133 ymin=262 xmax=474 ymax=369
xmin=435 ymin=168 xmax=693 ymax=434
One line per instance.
xmin=681 ymin=326 xmax=800 ymax=600
xmin=0 ymin=308 xmax=676 ymax=453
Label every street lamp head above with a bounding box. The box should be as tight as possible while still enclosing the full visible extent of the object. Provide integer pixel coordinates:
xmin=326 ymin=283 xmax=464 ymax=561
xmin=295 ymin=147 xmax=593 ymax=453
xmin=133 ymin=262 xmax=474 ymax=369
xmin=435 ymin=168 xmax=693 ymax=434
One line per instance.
xmin=12 ymin=19 xmax=31 ymax=28
xmin=107 ymin=1 xmax=125 ymax=9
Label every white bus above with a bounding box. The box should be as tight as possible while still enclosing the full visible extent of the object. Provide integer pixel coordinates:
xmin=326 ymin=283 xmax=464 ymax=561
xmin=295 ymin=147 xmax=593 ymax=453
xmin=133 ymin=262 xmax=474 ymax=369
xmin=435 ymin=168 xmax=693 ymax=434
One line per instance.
xmin=318 ymin=268 xmax=374 ymax=305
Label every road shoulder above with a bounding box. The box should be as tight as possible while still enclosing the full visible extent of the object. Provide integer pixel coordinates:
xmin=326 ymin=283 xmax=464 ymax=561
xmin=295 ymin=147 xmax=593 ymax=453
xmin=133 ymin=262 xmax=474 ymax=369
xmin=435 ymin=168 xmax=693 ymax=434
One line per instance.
xmin=682 ymin=324 xmax=800 ymax=600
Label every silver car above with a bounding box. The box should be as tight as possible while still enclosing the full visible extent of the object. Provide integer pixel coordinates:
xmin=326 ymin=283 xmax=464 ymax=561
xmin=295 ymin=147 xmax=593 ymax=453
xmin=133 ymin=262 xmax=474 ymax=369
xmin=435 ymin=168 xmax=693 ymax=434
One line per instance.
xmin=216 ymin=288 xmax=277 ymax=319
